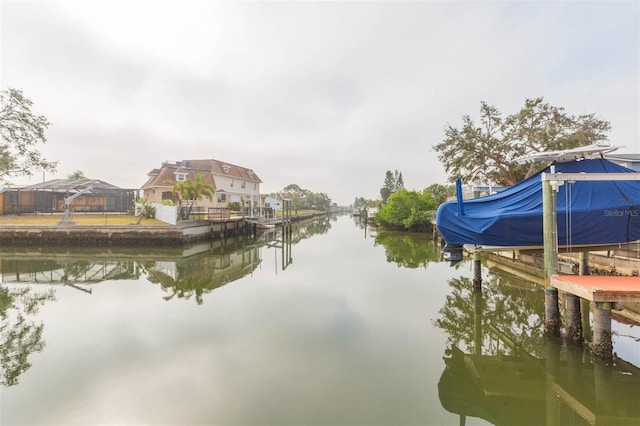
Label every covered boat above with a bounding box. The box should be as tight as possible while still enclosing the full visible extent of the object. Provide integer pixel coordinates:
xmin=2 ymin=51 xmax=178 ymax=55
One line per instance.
xmin=436 ymin=157 xmax=640 ymax=253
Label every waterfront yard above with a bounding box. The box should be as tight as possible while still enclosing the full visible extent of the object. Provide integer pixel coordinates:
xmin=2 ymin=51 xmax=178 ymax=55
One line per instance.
xmin=0 ymin=214 xmax=168 ymax=226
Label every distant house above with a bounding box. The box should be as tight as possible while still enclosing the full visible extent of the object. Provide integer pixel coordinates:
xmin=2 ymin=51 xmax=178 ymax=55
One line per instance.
xmin=606 ymin=153 xmax=640 ymax=172
xmin=0 ymin=179 xmax=136 ymax=215
xmin=141 ymin=159 xmax=263 ymax=212
xmin=264 ymin=196 xmax=282 ymax=212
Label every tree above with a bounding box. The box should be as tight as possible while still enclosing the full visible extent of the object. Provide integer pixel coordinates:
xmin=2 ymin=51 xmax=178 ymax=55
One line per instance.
xmin=0 ymin=88 xmax=57 ymax=184
xmin=425 ymin=183 xmax=455 ymax=205
xmin=278 ymin=184 xmax=331 ymax=211
xmin=432 ymin=97 xmax=611 ymax=186
xmin=376 ymin=189 xmax=437 ymax=231
xmin=395 ymin=171 xmax=404 ymax=190
xmin=380 ymin=170 xmax=405 ymax=203
xmin=165 ymin=173 xmax=214 ymax=219
xmin=135 ymin=198 xmax=156 ymax=224
xmin=67 ymin=170 xmax=86 ymax=180
xmin=184 ymin=173 xmax=215 ymax=204
xmin=165 ymin=179 xmax=187 ymax=208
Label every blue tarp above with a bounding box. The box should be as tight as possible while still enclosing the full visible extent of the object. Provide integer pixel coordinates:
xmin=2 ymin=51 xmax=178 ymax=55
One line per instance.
xmin=436 ymin=158 xmax=640 ymax=247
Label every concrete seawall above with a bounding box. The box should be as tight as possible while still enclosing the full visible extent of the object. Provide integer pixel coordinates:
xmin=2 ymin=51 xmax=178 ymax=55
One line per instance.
xmin=0 ymin=220 xmax=237 ymax=245
xmin=0 ymin=213 xmax=328 ymax=245
xmin=0 ymin=224 xmax=186 ymax=245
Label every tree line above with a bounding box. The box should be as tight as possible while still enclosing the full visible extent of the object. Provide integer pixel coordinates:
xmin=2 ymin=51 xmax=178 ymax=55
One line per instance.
xmin=267 ymin=184 xmax=334 ymax=211
xmin=1 ymin=87 xmax=612 ymax=227
xmin=359 ymin=97 xmax=611 ymax=231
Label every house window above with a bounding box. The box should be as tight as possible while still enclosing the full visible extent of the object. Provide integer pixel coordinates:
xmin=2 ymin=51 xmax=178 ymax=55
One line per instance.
xmin=254 ymin=183 xmax=257 ymax=190
xmin=176 ymin=173 xmax=186 ymax=182
xmin=230 ymin=180 xmax=234 ymax=188
xmin=218 ymin=193 xmax=226 ymax=203
xmin=241 ymin=181 xmax=246 ymax=189
xmin=222 ymin=165 xmax=230 ymax=174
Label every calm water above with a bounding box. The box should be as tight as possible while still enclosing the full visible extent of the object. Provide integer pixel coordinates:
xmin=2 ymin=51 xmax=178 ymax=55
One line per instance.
xmin=2 ymin=215 xmax=639 ymax=425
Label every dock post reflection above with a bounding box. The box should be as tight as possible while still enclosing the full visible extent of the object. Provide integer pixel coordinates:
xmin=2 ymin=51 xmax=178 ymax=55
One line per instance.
xmin=437 ymin=269 xmax=640 ymax=426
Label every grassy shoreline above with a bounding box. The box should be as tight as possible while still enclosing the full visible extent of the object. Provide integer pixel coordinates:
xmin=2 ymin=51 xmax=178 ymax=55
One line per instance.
xmin=0 ymin=214 xmax=168 ymax=226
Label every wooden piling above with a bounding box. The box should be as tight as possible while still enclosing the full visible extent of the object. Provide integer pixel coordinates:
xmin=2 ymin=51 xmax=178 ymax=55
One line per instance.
xmin=545 ymin=288 xmax=561 ymax=336
xmin=581 ymin=298 xmax=593 ymax=341
xmin=542 ymin=180 xmax=557 ymax=285
xmin=592 ymin=302 xmax=613 ymax=359
xmin=579 ymin=251 xmax=589 ymax=276
xmin=472 ymin=252 xmax=482 ymax=290
xmin=542 ymin=179 xmax=561 ymax=337
xmin=565 ymin=293 xmax=583 ymax=344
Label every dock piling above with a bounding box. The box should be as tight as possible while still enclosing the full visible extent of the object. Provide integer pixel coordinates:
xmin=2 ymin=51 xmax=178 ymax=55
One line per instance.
xmin=543 ymin=178 xmax=561 ymax=337
xmin=579 ymin=251 xmax=589 ymax=276
xmin=544 ymin=288 xmax=561 ymax=337
xmin=565 ymin=293 xmax=583 ymax=345
xmin=472 ymin=252 xmax=482 ymax=290
xmin=592 ymin=302 xmax=613 ymax=359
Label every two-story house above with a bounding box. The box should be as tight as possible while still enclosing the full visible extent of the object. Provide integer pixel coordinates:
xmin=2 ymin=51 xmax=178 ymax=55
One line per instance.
xmin=141 ymin=159 xmax=262 ymax=212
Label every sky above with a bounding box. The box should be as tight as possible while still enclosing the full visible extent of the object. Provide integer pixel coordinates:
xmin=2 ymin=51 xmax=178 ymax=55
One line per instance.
xmin=1 ymin=1 xmax=639 ymax=206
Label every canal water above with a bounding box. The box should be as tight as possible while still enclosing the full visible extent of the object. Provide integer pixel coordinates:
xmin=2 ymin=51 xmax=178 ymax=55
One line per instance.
xmin=2 ymin=215 xmax=639 ymax=425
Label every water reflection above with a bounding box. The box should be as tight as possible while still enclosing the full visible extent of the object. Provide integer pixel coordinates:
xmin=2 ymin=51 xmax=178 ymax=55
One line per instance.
xmin=436 ymin=267 xmax=640 ymax=426
xmin=0 ymin=217 xmax=333 ymax=387
xmin=374 ymin=230 xmax=440 ymax=268
xmin=0 ymin=218 xmax=333 ymax=294
xmin=0 ymin=286 xmax=55 ymax=386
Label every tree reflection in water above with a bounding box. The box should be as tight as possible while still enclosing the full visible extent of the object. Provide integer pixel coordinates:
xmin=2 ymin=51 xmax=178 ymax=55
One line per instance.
xmin=434 ymin=271 xmax=545 ymax=358
xmin=0 ymin=286 xmax=55 ymax=386
xmin=146 ymin=217 xmax=334 ymax=304
xmin=374 ymin=230 xmax=440 ymax=269
xmin=435 ymin=263 xmax=640 ymax=426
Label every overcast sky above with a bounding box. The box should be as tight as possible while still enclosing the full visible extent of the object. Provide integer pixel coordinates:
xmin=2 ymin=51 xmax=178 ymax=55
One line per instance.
xmin=1 ymin=1 xmax=639 ymax=205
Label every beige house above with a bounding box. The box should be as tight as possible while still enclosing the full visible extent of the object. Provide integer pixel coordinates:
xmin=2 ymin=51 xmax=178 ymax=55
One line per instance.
xmin=141 ymin=159 xmax=262 ymax=212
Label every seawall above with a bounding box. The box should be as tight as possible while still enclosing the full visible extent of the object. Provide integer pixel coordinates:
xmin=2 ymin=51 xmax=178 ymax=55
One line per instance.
xmin=0 ymin=213 xmax=329 ymax=246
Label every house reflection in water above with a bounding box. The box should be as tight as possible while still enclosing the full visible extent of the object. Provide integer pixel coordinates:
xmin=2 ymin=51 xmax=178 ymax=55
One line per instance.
xmin=0 ymin=224 xmax=302 ymax=305
xmin=146 ymin=241 xmax=263 ymax=304
xmin=0 ymin=218 xmax=330 ymax=389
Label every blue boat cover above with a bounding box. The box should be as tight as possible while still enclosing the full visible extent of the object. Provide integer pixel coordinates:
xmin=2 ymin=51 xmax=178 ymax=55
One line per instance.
xmin=436 ymin=158 xmax=640 ymax=247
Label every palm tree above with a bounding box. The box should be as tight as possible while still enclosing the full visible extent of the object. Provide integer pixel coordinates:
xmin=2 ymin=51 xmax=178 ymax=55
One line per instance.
xmin=186 ymin=173 xmax=215 ymax=204
xmin=165 ymin=174 xmax=214 ymax=220
xmin=164 ymin=178 xmax=187 ymax=208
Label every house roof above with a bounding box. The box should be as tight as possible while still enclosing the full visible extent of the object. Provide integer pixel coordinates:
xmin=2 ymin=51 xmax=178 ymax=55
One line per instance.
xmin=181 ymin=159 xmax=262 ymax=183
xmin=19 ymin=178 xmax=129 ymax=192
xmin=141 ymin=166 xmax=217 ymax=190
xmin=141 ymin=159 xmax=262 ymax=189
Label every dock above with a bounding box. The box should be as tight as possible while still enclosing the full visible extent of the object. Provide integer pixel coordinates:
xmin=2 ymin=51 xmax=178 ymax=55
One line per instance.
xmin=549 ymin=274 xmax=640 ymax=358
xmin=550 ymin=275 xmax=640 ymax=303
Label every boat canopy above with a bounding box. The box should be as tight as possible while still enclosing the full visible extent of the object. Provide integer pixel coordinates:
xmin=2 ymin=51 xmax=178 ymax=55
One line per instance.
xmin=436 ymin=158 xmax=640 ymax=248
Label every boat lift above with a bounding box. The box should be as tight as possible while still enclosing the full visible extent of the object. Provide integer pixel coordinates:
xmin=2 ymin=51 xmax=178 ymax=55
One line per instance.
xmin=60 ymin=184 xmax=94 ymax=223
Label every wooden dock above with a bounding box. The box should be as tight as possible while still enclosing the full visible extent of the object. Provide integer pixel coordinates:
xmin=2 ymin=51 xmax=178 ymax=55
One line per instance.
xmin=550 ymin=275 xmax=640 ymax=303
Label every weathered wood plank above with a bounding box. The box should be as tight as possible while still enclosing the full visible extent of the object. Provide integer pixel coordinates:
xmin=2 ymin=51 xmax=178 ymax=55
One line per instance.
xmin=551 ymin=275 xmax=640 ymax=302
